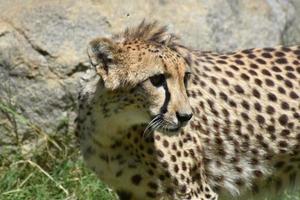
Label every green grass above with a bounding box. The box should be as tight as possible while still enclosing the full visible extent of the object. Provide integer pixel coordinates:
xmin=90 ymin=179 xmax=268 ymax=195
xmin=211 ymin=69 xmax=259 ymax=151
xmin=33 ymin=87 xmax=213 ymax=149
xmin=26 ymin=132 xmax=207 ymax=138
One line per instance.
xmin=0 ymin=157 xmax=114 ymax=200
xmin=0 ymin=100 xmax=116 ymax=200
xmin=0 ymin=140 xmax=116 ymax=200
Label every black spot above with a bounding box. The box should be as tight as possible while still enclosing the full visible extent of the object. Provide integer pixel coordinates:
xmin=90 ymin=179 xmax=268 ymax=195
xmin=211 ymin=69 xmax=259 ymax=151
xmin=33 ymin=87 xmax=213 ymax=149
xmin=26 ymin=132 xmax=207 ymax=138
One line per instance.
xmin=117 ymin=190 xmax=132 ymax=200
xmin=256 ymin=58 xmax=267 ymax=64
xmin=272 ymin=66 xmax=281 ymax=72
xmin=235 ymin=179 xmax=245 ymax=186
xmin=221 ymin=78 xmax=229 ymax=86
xmin=250 ymin=63 xmax=259 ymax=69
xmin=274 ymin=161 xmax=285 ymax=169
xmin=275 ymin=58 xmax=288 ymax=64
xmin=254 ymin=78 xmax=262 ymax=86
xmin=230 ymin=64 xmax=239 ymax=71
xmin=162 ymin=140 xmax=169 ymax=147
xmin=267 ymin=93 xmax=277 ymax=102
xmin=281 ymin=102 xmax=289 ymax=110
xmin=256 ymin=115 xmax=265 ymax=124
xmin=252 ymin=89 xmax=261 ymax=98
xmin=219 ymin=92 xmax=228 ymax=101
xmin=261 ymin=52 xmax=272 ymax=58
xmin=261 ymin=69 xmax=271 ymax=76
xmin=294 ymin=49 xmax=300 ymax=55
xmin=282 ymin=47 xmax=291 ymax=52
xmin=234 ymin=85 xmax=244 ymax=94
xmin=278 ymin=114 xmax=288 ymax=126
xmin=290 ymin=91 xmax=299 ymax=99
xmin=278 ymin=141 xmax=288 ymax=148
xmin=248 ymin=69 xmax=258 ymax=76
xmin=131 ymin=174 xmax=142 ymax=185
xmin=278 ymin=86 xmax=286 ymax=94
xmin=209 ymin=88 xmax=216 ymax=96
xmin=217 ymin=60 xmax=227 ymax=64
xmin=241 ymin=73 xmax=250 ymax=81
xmin=234 ymin=54 xmax=243 ymax=59
xmin=225 ymin=70 xmax=234 ymax=77
xmin=156 ymin=150 xmax=164 ymax=157
xmin=266 ymin=106 xmax=275 ymax=115
xmin=116 ymin=170 xmax=123 ymax=177
xmin=148 ymin=182 xmax=158 ymax=190
xmin=180 ymin=185 xmax=187 ymax=193
xmin=265 ymin=79 xmax=274 ymax=87
xmin=254 ymin=170 xmax=263 ymax=177
xmin=241 ymin=100 xmax=250 ymax=110
xmin=166 ymin=187 xmax=174 ymax=195
xmin=241 ymin=112 xmax=249 ymax=121
xmin=162 ymin=161 xmax=169 ymax=168
xmin=229 ymin=100 xmax=237 ymax=107
xmin=284 ymin=80 xmax=293 ymax=88
xmin=275 ymin=52 xmax=285 ymax=57
xmin=146 ymin=192 xmax=156 ymax=198
xmin=254 ymin=102 xmax=262 ymax=112
xmin=242 ymin=49 xmax=253 ymax=54
xmin=235 ymin=59 xmax=245 ymax=65
xmin=266 ymin=125 xmax=275 ymax=133
xmin=281 ymin=129 xmax=290 ymax=137
xmin=285 ymin=66 xmax=294 ymax=71
xmin=286 ymin=72 xmax=296 ymax=79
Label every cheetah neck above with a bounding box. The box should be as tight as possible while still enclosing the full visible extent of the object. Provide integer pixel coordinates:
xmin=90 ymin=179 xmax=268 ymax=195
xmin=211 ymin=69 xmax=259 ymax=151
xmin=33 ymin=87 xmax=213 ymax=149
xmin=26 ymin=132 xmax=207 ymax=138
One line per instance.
xmin=96 ymin=104 xmax=147 ymax=146
xmin=79 ymin=72 xmax=148 ymax=147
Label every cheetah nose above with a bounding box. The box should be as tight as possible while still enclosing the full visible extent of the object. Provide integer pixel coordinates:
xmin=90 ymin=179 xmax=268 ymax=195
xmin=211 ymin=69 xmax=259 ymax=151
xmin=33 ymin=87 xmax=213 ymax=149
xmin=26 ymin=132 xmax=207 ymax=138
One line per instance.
xmin=176 ymin=112 xmax=193 ymax=123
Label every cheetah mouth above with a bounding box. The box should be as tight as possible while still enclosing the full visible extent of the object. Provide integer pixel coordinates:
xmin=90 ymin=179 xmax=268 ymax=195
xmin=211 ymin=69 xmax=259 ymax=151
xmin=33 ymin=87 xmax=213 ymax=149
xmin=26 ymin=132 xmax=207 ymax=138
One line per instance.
xmin=162 ymin=126 xmax=181 ymax=132
xmin=143 ymin=114 xmax=182 ymax=135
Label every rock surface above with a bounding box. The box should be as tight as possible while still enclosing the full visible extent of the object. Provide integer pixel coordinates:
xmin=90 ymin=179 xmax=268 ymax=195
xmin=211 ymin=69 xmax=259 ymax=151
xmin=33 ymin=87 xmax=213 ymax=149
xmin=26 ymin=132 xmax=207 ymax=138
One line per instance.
xmin=0 ymin=0 xmax=299 ymax=146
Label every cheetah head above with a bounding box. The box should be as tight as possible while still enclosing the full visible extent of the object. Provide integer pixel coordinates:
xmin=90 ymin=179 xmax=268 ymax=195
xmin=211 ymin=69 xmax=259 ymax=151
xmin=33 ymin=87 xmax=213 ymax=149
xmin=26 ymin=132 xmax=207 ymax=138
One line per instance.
xmin=87 ymin=22 xmax=193 ymax=134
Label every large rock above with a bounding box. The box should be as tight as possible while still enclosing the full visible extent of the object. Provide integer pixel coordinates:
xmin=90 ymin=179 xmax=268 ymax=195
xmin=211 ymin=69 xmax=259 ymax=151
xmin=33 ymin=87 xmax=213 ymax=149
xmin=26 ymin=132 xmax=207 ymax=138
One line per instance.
xmin=0 ymin=0 xmax=111 ymax=148
xmin=0 ymin=0 xmax=299 ymax=147
xmin=283 ymin=0 xmax=300 ymax=45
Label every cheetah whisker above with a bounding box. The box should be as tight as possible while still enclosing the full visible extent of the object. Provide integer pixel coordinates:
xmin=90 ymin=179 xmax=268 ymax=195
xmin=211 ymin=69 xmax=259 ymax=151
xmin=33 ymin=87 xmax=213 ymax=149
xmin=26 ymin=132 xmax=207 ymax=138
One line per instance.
xmin=146 ymin=118 xmax=164 ymax=137
xmin=150 ymin=118 xmax=163 ymax=131
xmin=144 ymin=115 xmax=159 ymax=132
xmin=143 ymin=115 xmax=162 ymax=137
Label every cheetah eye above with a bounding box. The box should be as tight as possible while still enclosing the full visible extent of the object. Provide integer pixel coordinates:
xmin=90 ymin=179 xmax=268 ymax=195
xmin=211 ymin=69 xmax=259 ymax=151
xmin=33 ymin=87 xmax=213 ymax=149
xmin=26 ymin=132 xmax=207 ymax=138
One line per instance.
xmin=184 ymin=72 xmax=191 ymax=86
xmin=149 ymin=74 xmax=166 ymax=87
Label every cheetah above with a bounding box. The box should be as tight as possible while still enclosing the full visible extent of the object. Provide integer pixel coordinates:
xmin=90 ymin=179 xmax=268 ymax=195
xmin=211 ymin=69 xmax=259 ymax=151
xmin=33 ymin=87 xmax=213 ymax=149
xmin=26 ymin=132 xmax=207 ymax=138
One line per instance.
xmin=77 ymin=21 xmax=300 ymax=200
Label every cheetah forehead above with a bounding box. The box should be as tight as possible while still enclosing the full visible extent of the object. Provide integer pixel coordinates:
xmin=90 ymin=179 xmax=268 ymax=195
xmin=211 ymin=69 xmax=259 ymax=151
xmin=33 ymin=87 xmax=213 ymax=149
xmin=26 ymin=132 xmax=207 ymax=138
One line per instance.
xmin=113 ymin=21 xmax=191 ymax=82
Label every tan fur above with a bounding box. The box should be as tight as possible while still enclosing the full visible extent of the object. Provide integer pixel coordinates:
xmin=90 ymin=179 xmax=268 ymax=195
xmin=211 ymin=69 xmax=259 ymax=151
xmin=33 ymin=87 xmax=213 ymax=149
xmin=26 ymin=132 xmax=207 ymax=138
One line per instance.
xmin=77 ymin=21 xmax=300 ymax=200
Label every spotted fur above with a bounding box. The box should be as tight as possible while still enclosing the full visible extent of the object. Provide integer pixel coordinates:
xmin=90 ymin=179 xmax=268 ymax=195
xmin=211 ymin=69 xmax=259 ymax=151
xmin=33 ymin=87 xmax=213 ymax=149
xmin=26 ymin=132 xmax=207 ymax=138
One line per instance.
xmin=77 ymin=21 xmax=300 ymax=200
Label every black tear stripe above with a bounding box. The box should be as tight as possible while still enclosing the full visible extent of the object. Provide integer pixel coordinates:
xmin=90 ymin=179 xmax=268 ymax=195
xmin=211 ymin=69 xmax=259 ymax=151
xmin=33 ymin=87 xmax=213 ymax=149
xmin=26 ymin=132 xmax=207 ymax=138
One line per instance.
xmin=160 ymin=81 xmax=171 ymax=114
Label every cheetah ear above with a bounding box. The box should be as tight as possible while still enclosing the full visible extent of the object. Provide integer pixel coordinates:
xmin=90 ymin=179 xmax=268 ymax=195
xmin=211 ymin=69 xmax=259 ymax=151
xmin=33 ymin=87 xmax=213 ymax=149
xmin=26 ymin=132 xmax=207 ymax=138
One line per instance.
xmin=87 ymin=38 xmax=122 ymax=90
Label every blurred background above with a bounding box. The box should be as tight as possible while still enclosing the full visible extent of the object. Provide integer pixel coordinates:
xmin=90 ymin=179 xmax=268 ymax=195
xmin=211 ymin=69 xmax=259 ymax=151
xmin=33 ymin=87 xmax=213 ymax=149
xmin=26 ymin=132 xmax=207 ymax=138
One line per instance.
xmin=0 ymin=0 xmax=300 ymax=199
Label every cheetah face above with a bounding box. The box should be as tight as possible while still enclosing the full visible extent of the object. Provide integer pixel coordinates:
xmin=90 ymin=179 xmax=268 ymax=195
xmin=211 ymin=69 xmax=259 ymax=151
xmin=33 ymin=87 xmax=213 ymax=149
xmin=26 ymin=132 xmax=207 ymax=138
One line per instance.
xmin=140 ymin=71 xmax=193 ymax=133
xmin=88 ymin=37 xmax=193 ymax=134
